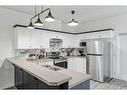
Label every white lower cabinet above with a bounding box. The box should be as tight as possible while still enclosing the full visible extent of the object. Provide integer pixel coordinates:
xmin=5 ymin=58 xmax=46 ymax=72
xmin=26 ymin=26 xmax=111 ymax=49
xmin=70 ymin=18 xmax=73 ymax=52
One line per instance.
xmin=76 ymin=57 xmax=86 ymax=74
xmin=68 ymin=57 xmax=86 ymax=74
xmin=68 ymin=57 xmax=77 ymax=71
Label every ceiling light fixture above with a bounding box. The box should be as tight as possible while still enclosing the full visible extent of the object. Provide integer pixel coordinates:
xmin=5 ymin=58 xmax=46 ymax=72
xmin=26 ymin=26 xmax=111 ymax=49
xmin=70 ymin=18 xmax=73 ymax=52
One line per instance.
xmin=34 ymin=15 xmax=43 ymax=26
xmin=27 ymin=6 xmax=79 ymax=29
xmin=45 ymin=11 xmax=55 ymax=22
xmin=27 ymin=21 xmax=34 ymax=29
xmin=27 ymin=6 xmax=55 ymax=29
xmin=68 ymin=10 xmax=79 ymax=26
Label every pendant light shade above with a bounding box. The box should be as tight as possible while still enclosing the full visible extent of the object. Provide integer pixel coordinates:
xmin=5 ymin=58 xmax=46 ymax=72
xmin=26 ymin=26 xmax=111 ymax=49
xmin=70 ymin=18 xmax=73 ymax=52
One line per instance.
xmin=27 ymin=21 xmax=34 ymax=29
xmin=68 ymin=10 xmax=79 ymax=26
xmin=34 ymin=16 xmax=43 ymax=26
xmin=68 ymin=19 xmax=79 ymax=26
xmin=45 ymin=11 xmax=55 ymax=22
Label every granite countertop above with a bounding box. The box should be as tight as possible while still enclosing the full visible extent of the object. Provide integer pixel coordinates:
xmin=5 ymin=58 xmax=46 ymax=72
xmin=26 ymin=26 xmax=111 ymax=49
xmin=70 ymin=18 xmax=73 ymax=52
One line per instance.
xmin=7 ymin=57 xmax=91 ymax=88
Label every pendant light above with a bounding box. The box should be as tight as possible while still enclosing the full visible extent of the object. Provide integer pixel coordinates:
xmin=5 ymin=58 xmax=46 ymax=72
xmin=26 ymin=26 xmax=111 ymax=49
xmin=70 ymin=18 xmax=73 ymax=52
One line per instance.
xmin=34 ymin=6 xmax=43 ymax=26
xmin=34 ymin=15 xmax=43 ymax=26
xmin=68 ymin=10 xmax=79 ymax=26
xmin=27 ymin=6 xmax=56 ymax=28
xmin=45 ymin=10 xmax=55 ymax=22
xmin=27 ymin=5 xmax=37 ymax=29
xmin=27 ymin=21 xmax=34 ymax=29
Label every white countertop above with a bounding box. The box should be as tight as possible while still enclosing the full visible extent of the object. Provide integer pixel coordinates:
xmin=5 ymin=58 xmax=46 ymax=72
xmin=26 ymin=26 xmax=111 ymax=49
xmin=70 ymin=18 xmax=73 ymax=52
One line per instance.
xmin=7 ymin=57 xmax=91 ymax=88
xmin=58 ymin=70 xmax=91 ymax=88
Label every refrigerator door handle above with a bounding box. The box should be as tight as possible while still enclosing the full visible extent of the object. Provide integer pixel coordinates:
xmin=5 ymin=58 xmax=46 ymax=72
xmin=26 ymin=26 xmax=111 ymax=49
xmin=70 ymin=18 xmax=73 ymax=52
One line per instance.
xmin=87 ymin=54 xmax=103 ymax=56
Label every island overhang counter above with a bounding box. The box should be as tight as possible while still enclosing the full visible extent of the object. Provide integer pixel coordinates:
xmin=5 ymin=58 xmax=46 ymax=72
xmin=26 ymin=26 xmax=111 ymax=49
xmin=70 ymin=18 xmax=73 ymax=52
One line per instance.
xmin=7 ymin=57 xmax=91 ymax=89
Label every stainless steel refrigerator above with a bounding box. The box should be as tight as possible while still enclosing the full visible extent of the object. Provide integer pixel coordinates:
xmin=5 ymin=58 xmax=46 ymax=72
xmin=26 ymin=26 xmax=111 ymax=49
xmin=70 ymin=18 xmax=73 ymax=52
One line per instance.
xmin=86 ymin=39 xmax=111 ymax=82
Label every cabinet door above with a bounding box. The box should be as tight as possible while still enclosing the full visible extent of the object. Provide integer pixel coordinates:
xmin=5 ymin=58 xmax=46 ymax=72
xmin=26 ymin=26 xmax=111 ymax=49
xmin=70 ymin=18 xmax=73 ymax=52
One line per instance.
xmin=23 ymin=71 xmax=38 ymax=89
xmin=16 ymin=28 xmax=32 ymax=49
xmin=76 ymin=58 xmax=86 ymax=74
xmin=14 ymin=66 xmax=23 ymax=89
xmin=37 ymin=79 xmax=60 ymax=89
xmin=41 ymin=30 xmax=50 ymax=48
xmin=61 ymin=34 xmax=75 ymax=48
xmin=31 ymin=30 xmax=42 ymax=48
xmin=68 ymin=58 xmax=77 ymax=71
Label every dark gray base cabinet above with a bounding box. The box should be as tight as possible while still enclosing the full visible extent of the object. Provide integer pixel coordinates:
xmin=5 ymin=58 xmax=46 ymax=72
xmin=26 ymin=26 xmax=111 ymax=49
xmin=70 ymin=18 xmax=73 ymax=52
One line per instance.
xmin=14 ymin=66 xmax=23 ymax=89
xmin=37 ymin=79 xmax=68 ymax=89
xmin=23 ymin=71 xmax=38 ymax=89
xmin=70 ymin=80 xmax=90 ymax=89
xmin=14 ymin=65 xmax=68 ymax=89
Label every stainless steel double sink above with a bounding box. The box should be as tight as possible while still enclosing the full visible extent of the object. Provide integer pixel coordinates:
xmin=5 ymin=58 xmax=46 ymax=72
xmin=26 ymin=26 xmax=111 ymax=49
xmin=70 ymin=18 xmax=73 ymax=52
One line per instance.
xmin=41 ymin=65 xmax=62 ymax=71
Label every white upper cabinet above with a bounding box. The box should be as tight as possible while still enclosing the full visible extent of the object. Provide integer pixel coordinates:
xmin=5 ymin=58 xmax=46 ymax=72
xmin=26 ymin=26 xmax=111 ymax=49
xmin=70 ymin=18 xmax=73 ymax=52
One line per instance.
xmin=74 ymin=30 xmax=114 ymax=47
xmin=14 ymin=27 xmax=75 ymax=49
xmin=15 ymin=27 xmax=32 ymax=49
xmin=73 ymin=35 xmax=80 ymax=47
xmin=40 ymin=30 xmax=51 ymax=49
xmin=61 ymin=34 xmax=75 ymax=48
xmin=30 ymin=30 xmax=42 ymax=48
xmin=15 ymin=27 xmax=42 ymax=49
xmin=40 ymin=30 xmax=74 ymax=48
xmin=15 ymin=27 xmax=113 ymax=49
xmin=78 ymin=30 xmax=114 ymax=40
xmin=40 ymin=30 xmax=75 ymax=48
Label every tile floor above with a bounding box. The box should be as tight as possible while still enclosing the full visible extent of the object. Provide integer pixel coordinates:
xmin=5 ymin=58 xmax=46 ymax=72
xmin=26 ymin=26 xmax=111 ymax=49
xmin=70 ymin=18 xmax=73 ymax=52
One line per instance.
xmin=90 ymin=78 xmax=127 ymax=89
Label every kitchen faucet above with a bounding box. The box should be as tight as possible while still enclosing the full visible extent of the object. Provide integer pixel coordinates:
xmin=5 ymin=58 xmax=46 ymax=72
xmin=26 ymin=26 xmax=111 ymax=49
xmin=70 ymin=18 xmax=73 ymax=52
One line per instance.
xmin=36 ymin=53 xmax=42 ymax=64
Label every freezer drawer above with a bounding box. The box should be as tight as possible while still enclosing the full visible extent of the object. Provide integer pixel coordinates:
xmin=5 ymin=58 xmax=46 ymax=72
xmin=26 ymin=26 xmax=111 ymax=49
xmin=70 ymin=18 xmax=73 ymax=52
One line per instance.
xmin=88 ymin=55 xmax=104 ymax=82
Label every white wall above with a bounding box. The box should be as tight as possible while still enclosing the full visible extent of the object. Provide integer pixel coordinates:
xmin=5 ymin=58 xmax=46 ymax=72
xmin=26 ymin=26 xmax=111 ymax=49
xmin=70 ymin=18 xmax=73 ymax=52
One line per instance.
xmin=0 ymin=7 xmax=62 ymax=89
xmin=0 ymin=7 xmax=30 ymax=89
xmin=119 ymin=34 xmax=127 ymax=81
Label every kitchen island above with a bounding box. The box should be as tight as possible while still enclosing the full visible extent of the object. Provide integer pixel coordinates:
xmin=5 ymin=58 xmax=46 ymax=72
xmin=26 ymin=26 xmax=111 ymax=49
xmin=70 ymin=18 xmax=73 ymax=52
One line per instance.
xmin=7 ymin=57 xmax=91 ymax=89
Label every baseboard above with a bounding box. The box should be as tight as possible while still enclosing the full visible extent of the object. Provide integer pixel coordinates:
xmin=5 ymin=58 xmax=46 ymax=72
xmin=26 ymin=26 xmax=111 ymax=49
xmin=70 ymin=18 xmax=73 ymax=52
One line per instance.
xmin=1 ymin=85 xmax=15 ymax=90
xmin=3 ymin=86 xmax=16 ymax=90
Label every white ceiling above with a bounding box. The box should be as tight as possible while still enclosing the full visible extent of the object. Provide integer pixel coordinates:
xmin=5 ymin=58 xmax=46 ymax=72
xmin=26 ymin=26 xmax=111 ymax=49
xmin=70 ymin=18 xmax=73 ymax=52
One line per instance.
xmin=1 ymin=6 xmax=127 ymax=24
